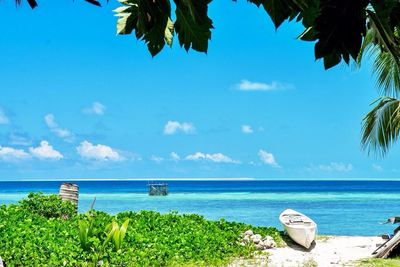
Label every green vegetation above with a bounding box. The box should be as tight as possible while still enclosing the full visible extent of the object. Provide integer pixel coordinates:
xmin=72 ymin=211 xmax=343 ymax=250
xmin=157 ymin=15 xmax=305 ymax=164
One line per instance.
xmin=301 ymin=258 xmax=318 ymax=267
xmin=0 ymin=193 xmax=281 ymax=266
xmin=19 ymin=192 xmax=77 ymax=219
xmin=358 ymin=257 xmax=400 ymax=267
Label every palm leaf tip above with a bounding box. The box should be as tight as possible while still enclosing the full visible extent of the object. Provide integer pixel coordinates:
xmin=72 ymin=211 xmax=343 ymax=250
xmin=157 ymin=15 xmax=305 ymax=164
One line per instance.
xmin=362 ymin=97 xmax=400 ymax=156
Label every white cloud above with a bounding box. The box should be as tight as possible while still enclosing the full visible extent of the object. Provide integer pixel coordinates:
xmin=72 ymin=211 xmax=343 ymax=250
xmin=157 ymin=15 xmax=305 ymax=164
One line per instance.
xmin=0 ymin=146 xmax=30 ymax=161
xmin=29 ymin=141 xmax=63 ymax=160
xmin=185 ymin=152 xmax=240 ymax=164
xmin=44 ymin=114 xmax=74 ymax=142
xmin=258 ymin=149 xmax=280 ymax=168
xmin=83 ymin=102 xmax=106 ymax=115
xmin=308 ymin=162 xmax=353 ymax=172
xmin=9 ymin=133 xmax=32 ymax=146
xmin=76 ymin=140 xmax=122 ymax=161
xmin=170 ymin=152 xmax=180 ymax=161
xmin=237 ymin=80 xmax=291 ymax=91
xmin=150 ymin=155 xmax=164 ymax=163
xmin=241 ymin=125 xmax=253 ymax=134
xmin=163 ymin=121 xmax=195 ymax=135
xmin=0 ymin=109 xmax=9 ymax=124
xmin=44 ymin=114 xmax=57 ymax=128
xmin=373 ymin=164 xmax=383 ymax=172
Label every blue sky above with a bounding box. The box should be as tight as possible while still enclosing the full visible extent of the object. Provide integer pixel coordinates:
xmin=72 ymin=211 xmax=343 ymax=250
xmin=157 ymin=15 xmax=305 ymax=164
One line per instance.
xmin=0 ymin=1 xmax=398 ymax=180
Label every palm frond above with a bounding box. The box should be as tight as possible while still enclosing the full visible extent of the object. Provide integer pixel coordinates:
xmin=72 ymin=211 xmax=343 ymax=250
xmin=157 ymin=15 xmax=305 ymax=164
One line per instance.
xmin=358 ymin=11 xmax=400 ymax=98
xmin=373 ymin=49 xmax=400 ymax=97
xmin=362 ymin=97 xmax=400 ymax=156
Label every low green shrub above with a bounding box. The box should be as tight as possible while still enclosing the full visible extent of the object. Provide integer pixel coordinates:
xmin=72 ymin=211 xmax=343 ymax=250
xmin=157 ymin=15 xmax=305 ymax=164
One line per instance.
xmin=0 ymin=193 xmax=282 ymax=266
xmin=19 ymin=192 xmax=76 ymax=219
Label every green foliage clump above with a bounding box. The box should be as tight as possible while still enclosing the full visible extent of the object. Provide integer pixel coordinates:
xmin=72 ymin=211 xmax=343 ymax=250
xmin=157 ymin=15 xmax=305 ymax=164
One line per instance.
xmin=0 ymin=193 xmax=282 ymax=266
xmin=358 ymin=257 xmax=400 ymax=267
xmin=19 ymin=192 xmax=76 ymax=219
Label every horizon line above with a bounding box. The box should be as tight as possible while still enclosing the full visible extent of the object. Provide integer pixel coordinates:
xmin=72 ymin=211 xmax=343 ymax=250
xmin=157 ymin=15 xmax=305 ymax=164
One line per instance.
xmin=1 ymin=177 xmax=400 ymax=182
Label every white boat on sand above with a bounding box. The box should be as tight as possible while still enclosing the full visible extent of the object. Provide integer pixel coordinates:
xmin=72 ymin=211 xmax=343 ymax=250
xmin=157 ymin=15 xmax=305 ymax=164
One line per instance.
xmin=279 ymin=209 xmax=317 ymax=249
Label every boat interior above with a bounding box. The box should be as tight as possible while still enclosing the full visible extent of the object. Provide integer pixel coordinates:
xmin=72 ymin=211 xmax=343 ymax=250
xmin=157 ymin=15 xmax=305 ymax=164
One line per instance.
xmin=281 ymin=214 xmax=313 ymax=225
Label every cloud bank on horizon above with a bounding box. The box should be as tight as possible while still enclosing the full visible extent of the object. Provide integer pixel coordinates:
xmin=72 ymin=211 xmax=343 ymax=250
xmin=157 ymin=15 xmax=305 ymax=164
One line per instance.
xmin=0 ymin=96 xmax=385 ymax=179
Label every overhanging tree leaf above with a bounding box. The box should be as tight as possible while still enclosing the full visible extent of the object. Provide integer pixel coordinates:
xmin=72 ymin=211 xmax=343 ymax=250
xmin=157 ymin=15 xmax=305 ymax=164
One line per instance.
xmin=15 ymin=0 xmax=37 ymax=9
xmin=165 ymin=17 xmax=174 ymax=47
xmin=246 ymin=0 xmax=301 ymax=29
xmin=115 ymin=0 xmax=174 ymax=56
xmin=173 ymin=0 xmax=213 ymax=52
xmin=314 ymin=0 xmax=369 ymax=69
xmin=115 ymin=4 xmax=138 ymax=35
xmin=246 ymin=0 xmax=316 ymax=29
xmin=26 ymin=0 xmax=37 ymax=9
xmin=85 ymin=0 xmax=101 ymax=7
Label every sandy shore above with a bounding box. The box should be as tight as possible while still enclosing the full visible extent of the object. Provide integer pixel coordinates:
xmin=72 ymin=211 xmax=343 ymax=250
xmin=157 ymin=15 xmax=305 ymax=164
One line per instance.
xmin=230 ymin=235 xmax=382 ymax=267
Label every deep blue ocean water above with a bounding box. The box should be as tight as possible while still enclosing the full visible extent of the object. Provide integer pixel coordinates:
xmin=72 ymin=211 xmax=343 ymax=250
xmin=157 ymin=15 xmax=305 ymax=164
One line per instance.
xmin=0 ymin=180 xmax=399 ymax=236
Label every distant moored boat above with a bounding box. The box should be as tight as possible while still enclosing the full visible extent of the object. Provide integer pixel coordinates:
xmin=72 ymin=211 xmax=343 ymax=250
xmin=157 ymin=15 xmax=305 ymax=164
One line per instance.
xmin=279 ymin=209 xmax=317 ymax=249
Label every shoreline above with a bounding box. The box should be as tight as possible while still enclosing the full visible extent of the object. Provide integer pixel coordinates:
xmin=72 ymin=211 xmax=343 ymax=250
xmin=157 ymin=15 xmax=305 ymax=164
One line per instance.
xmin=232 ymin=235 xmax=382 ymax=267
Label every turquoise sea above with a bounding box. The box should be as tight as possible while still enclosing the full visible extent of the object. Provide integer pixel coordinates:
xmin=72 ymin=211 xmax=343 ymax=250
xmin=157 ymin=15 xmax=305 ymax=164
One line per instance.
xmin=0 ymin=180 xmax=399 ymax=236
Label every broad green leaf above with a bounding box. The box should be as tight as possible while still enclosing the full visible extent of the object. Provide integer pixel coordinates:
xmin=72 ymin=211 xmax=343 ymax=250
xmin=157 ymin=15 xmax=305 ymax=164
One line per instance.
xmin=174 ymin=0 xmax=213 ymax=52
xmin=313 ymin=0 xmax=368 ymax=69
xmin=114 ymin=0 xmax=173 ymax=56
xmin=114 ymin=1 xmax=139 ymax=35
xmin=246 ymin=0 xmax=313 ymax=29
xmin=298 ymin=27 xmax=316 ymax=41
xmin=78 ymin=220 xmax=89 ymax=250
xmin=165 ymin=18 xmax=174 ymax=47
xmin=119 ymin=219 xmax=130 ymax=244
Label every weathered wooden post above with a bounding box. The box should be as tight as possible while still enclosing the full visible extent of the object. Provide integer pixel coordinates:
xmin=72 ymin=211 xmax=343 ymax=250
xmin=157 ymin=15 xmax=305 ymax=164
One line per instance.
xmin=59 ymin=182 xmax=79 ymax=210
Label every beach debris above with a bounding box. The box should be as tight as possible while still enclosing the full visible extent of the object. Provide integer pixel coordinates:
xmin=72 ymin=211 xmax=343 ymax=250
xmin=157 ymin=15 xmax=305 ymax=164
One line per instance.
xmin=241 ymin=230 xmax=276 ymax=250
xmin=373 ymin=215 xmax=400 ymax=258
xmin=373 ymin=230 xmax=400 ymax=258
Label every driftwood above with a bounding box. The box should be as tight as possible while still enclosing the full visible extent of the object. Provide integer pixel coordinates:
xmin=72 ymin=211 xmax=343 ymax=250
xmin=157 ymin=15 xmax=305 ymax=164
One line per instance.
xmin=373 ymin=230 xmax=400 ymax=258
xmin=385 ymin=216 xmax=400 ymax=224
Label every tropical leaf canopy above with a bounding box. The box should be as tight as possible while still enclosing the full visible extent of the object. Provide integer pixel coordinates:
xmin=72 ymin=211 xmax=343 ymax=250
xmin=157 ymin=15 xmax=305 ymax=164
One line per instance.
xmin=13 ymin=0 xmax=400 ymax=69
xmin=13 ymin=0 xmax=400 ymax=156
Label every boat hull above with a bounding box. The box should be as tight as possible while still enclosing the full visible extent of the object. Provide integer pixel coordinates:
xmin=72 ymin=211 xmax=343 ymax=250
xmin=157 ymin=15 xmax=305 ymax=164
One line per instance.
xmin=279 ymin=209 xmax=317 ymax=249
xmin=283 ymin=223 xmax=316 ymax=249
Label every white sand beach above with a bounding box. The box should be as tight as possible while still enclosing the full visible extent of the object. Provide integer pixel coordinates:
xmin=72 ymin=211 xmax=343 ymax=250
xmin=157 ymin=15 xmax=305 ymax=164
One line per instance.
xmin=231 ymin=236 xmax=382 ymax=267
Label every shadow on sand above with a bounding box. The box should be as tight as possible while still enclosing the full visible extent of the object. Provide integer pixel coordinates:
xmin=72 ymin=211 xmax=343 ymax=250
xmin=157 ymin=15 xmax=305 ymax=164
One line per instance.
xmin=280 ymin=232 xmax=316 ymax=252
